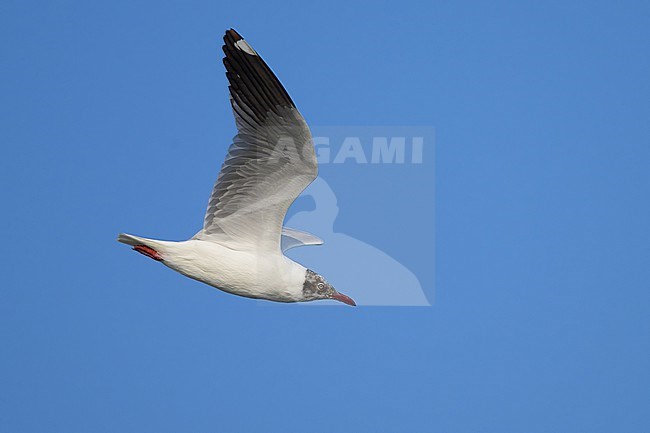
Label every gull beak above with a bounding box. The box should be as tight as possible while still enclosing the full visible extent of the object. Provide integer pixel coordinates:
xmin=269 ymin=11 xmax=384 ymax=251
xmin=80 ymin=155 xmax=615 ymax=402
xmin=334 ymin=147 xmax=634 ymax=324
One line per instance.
xmin=331 ymin=291 xmax=357 ymax=306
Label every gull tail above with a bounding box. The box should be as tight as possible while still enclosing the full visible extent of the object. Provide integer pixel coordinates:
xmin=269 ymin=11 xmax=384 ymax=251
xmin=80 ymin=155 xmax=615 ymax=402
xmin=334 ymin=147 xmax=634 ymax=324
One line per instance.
xmin=117 ymin=233 xmax=151 ymax=246
xmin=117 ymin=233 xmax=166 ymax=261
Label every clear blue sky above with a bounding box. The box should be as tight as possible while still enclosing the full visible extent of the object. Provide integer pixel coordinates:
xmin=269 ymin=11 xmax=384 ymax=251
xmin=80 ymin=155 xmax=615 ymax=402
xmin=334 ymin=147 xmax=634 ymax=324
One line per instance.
xmin=2 ymin=0 xmax=649 ymax=432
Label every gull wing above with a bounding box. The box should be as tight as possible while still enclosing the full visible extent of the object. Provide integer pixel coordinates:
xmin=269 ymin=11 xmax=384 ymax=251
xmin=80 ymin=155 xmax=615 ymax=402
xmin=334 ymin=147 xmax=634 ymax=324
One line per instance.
xmin=280 ymin=227 xmax=324 ymax=252
xmin=194 ymin=29 xmax=318 ymax=252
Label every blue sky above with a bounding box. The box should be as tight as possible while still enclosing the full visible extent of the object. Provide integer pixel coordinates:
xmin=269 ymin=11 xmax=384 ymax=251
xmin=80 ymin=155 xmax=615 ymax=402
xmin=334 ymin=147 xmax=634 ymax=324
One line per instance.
xmin=2 ymin=0 xmax=649 ymax=432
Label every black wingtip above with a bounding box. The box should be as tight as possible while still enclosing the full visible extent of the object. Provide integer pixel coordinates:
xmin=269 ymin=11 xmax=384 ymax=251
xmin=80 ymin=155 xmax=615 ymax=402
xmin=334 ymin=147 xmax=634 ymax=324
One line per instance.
xmin=225 ymin=28 xmax=243 ymax=42
xmin=221 ymin=27 xmax=297 ymax=115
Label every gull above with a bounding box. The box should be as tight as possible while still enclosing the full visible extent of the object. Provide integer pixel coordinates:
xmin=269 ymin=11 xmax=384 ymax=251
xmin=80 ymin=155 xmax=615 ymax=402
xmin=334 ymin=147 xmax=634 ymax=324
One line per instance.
xmin=117 ymin=29 xmax=356 ymax=306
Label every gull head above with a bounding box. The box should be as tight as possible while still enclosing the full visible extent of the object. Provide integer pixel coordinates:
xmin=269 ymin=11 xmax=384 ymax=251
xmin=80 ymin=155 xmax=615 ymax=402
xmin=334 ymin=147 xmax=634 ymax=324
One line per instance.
xmin=302 ymin=269 xmax=356 ymax=306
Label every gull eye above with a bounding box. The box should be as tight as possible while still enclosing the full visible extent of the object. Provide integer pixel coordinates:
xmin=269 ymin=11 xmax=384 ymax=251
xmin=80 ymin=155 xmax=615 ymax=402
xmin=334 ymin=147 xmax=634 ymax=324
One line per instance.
xmin=317 ymin=283 xmax=324 ymax=289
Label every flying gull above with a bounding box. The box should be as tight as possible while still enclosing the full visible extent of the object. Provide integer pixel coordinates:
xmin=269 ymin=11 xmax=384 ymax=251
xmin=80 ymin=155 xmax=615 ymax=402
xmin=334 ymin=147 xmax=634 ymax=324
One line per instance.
xmin=117 ymin=29 xmax=356 ymax=306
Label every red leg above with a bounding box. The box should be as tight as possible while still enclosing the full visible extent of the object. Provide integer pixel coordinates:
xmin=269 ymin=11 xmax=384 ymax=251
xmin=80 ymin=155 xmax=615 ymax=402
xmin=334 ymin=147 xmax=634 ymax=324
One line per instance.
xmin=133 ymin=245 xmax=163 ymax=261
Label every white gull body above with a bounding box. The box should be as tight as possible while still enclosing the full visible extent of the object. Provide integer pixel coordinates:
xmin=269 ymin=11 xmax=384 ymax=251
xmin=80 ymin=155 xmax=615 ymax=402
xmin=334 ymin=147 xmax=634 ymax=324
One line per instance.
xmin=118 ymin=235 xmax=308 ymax=302
xmin=117 ymin=29 xmax=355 ymax=306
